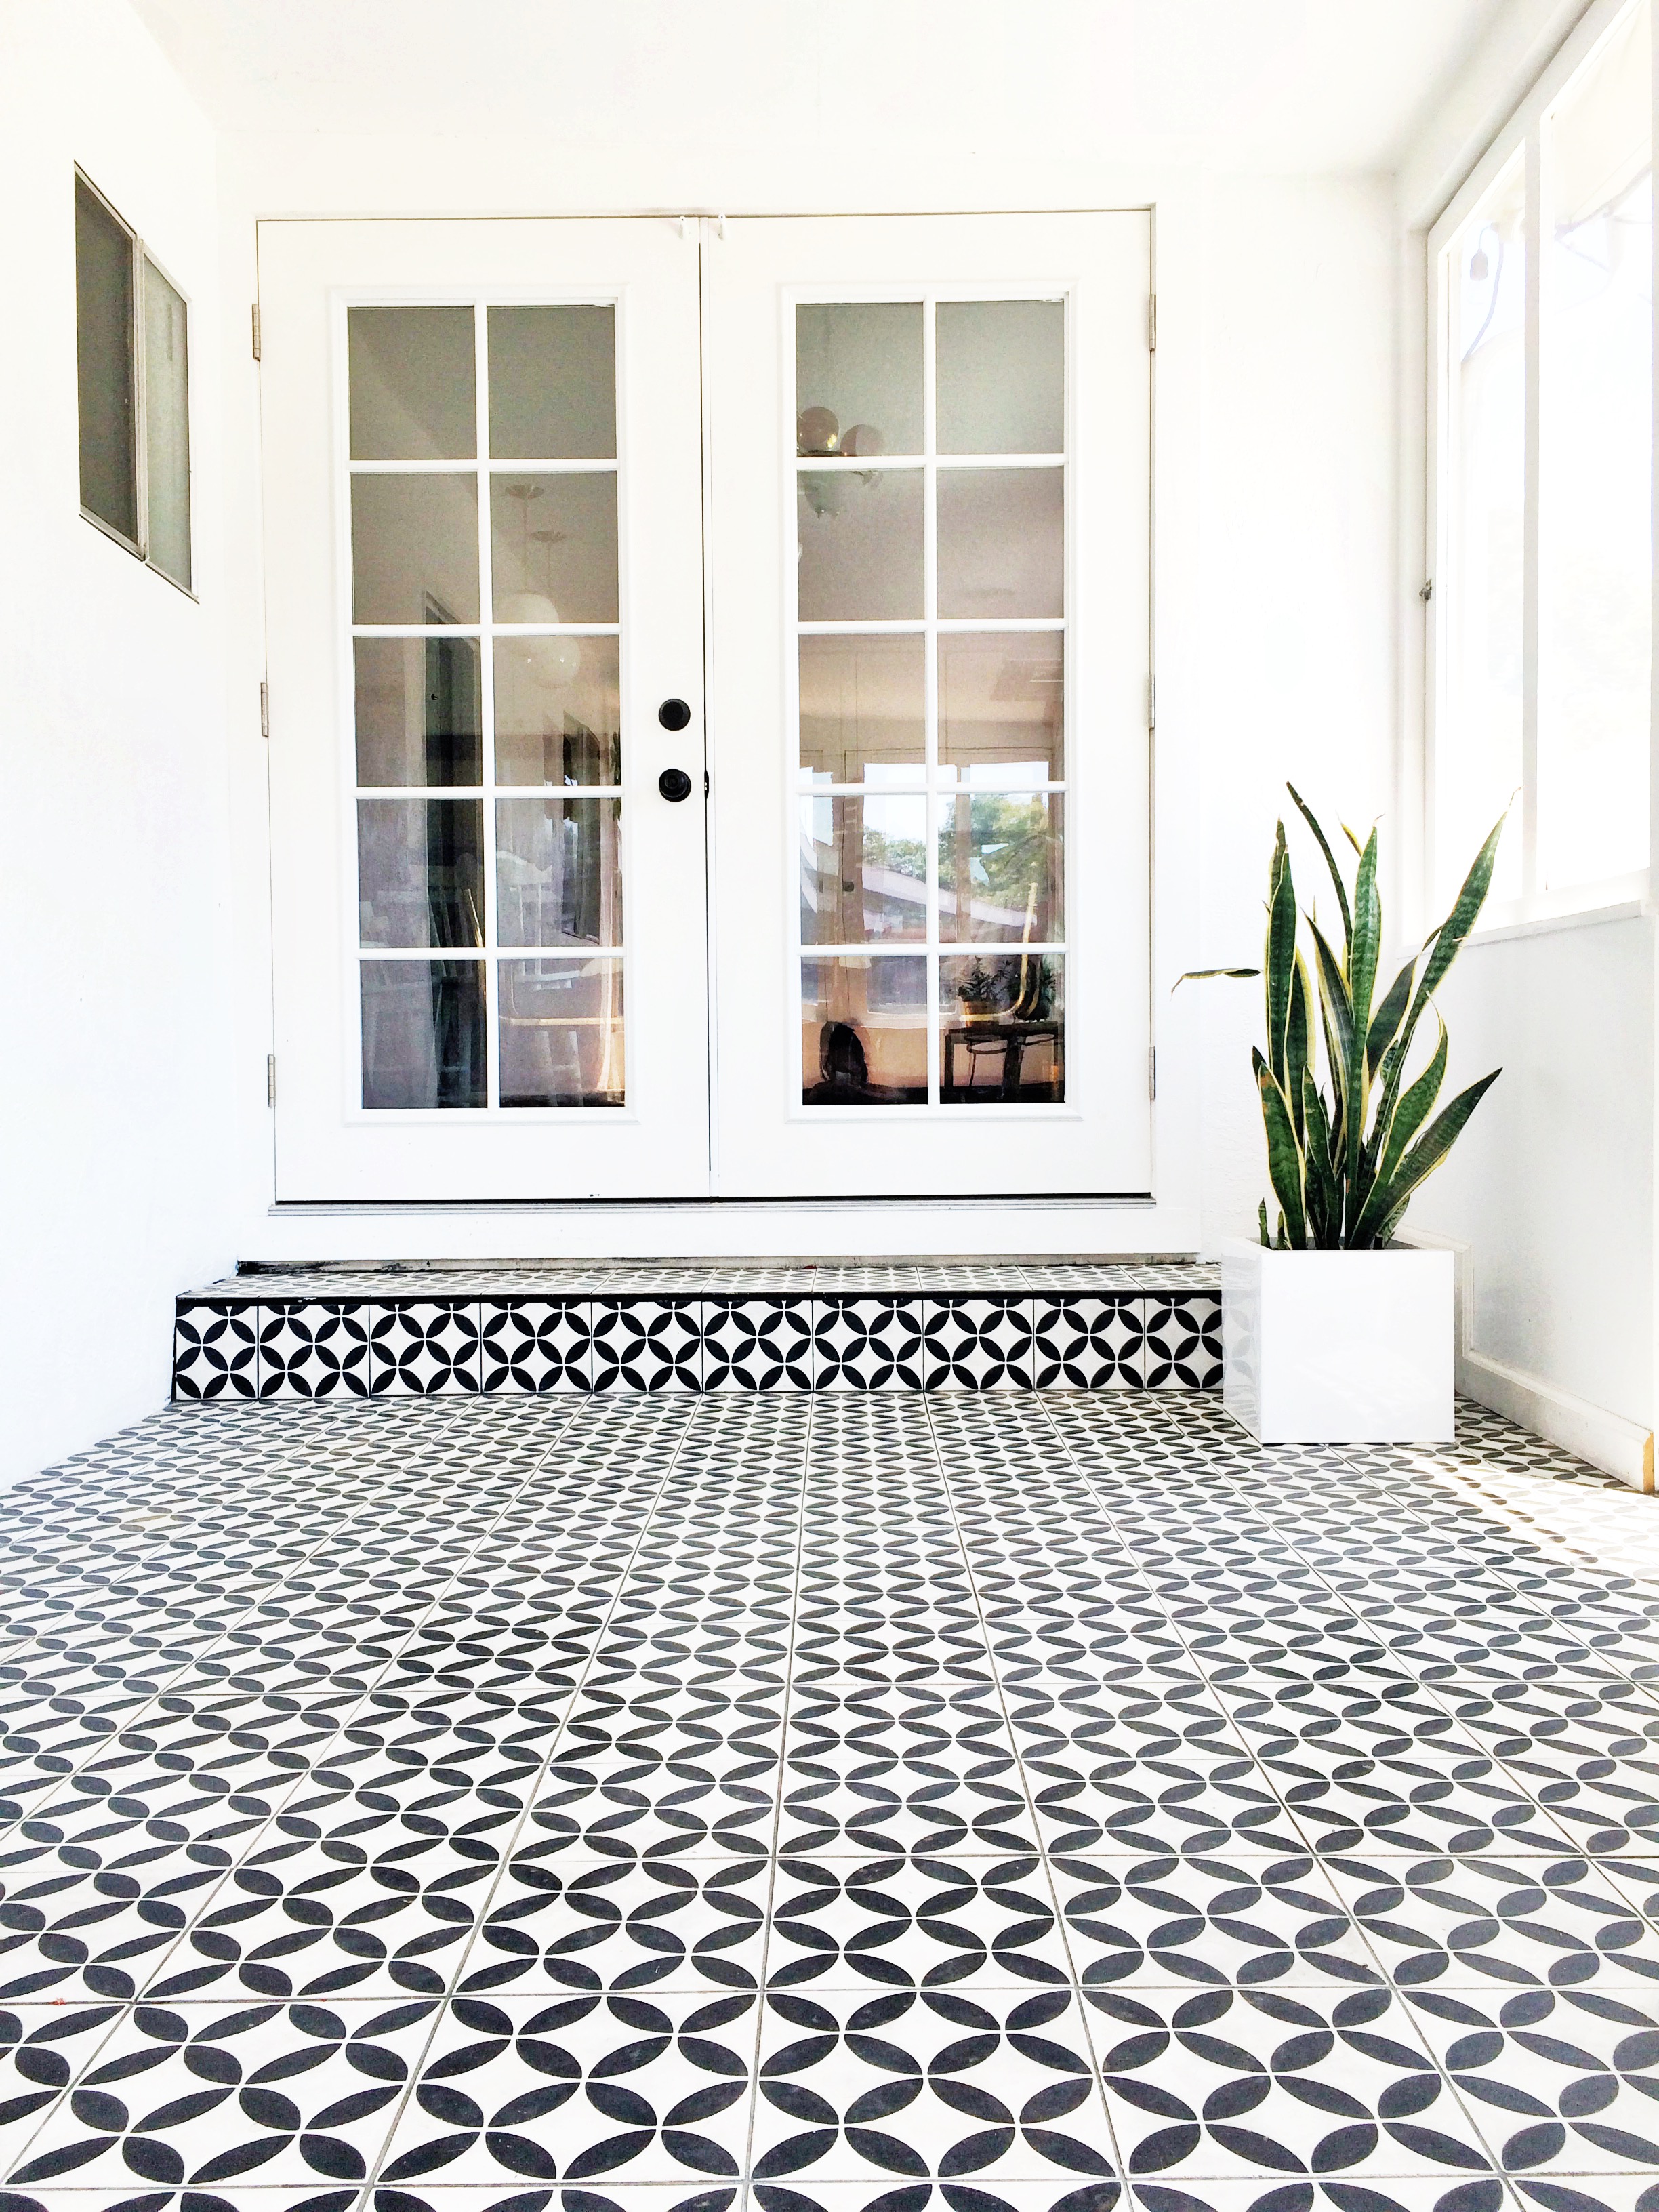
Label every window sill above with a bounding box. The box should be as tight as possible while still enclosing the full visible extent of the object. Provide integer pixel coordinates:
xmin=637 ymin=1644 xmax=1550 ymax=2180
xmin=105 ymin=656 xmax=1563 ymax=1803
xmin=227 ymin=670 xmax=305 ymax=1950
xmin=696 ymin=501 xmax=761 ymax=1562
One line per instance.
xmin=1467 ymin=880 xmax=1651 ymax=947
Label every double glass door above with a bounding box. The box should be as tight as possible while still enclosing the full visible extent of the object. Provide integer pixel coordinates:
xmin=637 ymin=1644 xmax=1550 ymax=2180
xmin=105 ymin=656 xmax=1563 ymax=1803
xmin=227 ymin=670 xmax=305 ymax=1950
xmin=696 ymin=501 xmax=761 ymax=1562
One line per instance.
xmin=261 ymin=213 xmax=1150 ymax=1202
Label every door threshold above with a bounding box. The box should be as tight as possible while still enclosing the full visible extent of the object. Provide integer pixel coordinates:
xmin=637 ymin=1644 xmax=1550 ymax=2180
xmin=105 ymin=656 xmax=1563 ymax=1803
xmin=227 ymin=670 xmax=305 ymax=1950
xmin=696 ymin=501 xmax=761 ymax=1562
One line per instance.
xmin=269 ymin=1193 xmax=1158 ymax=1215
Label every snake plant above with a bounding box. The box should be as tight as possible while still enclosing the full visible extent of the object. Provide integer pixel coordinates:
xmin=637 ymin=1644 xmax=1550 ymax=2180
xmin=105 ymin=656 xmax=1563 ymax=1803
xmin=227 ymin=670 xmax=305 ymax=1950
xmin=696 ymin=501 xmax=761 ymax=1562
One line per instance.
xmin=1185 ymin=788 xmax=1504 ymax=1250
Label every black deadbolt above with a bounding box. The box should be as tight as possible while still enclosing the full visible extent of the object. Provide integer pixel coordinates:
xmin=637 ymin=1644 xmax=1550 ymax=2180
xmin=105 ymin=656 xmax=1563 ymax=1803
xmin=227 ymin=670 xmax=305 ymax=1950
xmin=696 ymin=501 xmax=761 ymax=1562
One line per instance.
xmin=658 ymin=697 xmax=692 ymax=731
xmin=658 ymin=767 xmax=693 ymax=802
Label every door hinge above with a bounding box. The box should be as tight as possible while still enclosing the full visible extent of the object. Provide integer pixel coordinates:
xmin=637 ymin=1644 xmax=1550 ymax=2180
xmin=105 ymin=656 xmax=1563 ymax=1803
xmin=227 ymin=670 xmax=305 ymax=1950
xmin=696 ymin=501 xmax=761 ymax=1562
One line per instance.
xmin=266 ymin=1053 xmax=276 ymax=1107
xmin=703 ymin=769 xmax=710 ymax=799
xmin=1420 ymin=577 xmax=1434 ymax=602
xmin=1147 ymin=674 xmax=1156 ymax=731
xmin=251 ymin=303 xmax=262 ymax=361
xmin=1148 ymin=294 xmax=1158 ymax=351
xmin=260 ymin=680 xmax=269 ymax=738
xmin=1148 ymin=1047 xmax=1158 ymax=1101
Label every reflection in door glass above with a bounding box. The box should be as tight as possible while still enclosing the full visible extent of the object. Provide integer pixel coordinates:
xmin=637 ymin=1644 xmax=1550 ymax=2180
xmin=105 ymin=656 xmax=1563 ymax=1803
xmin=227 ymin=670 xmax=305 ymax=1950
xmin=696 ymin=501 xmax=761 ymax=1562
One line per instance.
xmin=354 ymin=637 xmax=482 ymax=787
xmin=494 ymin=635 xmax=620 ymax=787
xmin=347 ymin=300 xmax=626 ymax=1107
xmin=361 ymin=959 xmax=487 ymax=1109
xmin=801 ymin=956 xmax=928 ymax=1105
xmin=794 ymin=300 xmax=1066 ymax=1106
xmin=939 ymin=954 xmax=1064 ymax=1103
xmin=499 ymin=959 xmax=623 ymax=1107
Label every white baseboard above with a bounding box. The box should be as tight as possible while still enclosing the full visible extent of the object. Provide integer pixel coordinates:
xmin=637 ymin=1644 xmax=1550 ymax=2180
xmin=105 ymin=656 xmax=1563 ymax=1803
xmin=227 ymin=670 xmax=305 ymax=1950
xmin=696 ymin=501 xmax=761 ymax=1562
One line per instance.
xmin=1405 ymin=1230 xmax=1654 ymax=1491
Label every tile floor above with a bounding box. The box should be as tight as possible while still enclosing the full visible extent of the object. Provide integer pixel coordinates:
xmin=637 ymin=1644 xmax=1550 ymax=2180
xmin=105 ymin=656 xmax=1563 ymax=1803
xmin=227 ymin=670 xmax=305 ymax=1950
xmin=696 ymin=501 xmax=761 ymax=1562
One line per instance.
xmin=0 ymin=1389 xmax=1656 ymax=2212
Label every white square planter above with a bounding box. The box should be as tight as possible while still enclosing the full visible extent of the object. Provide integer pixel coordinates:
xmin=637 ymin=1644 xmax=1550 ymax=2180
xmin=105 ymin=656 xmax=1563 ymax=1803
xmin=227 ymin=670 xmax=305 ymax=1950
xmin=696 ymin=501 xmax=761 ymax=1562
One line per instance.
xmin=1221 ymin=1238 xmax=1454 ymax=1443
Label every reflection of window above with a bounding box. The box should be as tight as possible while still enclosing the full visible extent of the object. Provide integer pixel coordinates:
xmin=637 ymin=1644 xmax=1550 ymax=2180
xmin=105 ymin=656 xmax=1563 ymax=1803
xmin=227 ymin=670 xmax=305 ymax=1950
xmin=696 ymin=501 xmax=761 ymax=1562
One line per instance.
xmin=1433 ymin=0 xmax=1652 ymax=910
xmin=75 ymin=171 xmax=192 ymax=589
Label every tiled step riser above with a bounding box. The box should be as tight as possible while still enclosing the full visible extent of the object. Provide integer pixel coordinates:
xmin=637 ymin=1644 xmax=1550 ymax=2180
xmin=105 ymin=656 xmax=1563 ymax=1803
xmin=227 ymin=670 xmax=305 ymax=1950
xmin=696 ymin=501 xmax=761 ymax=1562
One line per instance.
xmin=174 ymin=1290 xmax=1221 ymax=1399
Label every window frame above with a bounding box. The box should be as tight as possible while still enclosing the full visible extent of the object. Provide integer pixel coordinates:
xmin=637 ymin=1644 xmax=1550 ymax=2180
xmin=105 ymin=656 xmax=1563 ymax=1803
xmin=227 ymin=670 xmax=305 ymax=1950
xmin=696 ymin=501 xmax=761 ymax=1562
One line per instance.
xmin=1427 ymin=0 xmax=1655 ymax=935
xmin=74 ymin=166 xmax=194 ymax=596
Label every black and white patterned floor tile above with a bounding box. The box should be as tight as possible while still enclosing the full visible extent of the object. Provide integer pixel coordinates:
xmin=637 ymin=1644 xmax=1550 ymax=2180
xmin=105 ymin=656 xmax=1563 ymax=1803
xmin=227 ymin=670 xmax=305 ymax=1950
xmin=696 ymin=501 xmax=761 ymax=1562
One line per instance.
xmin=4 ymin=1391 xmax=1659 ymax=2212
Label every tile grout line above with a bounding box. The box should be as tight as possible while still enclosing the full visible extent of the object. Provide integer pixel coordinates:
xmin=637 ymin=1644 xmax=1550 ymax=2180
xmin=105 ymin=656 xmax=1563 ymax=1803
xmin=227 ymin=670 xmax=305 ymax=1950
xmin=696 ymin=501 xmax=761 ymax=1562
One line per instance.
xmin=921 ymin=1391 xmax=1134 ymax=2190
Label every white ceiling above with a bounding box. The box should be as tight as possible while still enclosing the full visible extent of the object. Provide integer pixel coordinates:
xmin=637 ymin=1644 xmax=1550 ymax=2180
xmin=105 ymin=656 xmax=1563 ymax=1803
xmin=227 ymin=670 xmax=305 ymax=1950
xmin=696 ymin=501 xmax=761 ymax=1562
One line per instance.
xmin=130 ymin=0 xmax=1511 ymax=176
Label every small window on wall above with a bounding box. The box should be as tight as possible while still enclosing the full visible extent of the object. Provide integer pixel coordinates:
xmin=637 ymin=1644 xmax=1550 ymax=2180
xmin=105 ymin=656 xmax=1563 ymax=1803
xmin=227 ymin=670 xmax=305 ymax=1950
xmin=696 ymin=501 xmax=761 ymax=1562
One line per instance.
xmin=75 ymin=170 xmax=192 ymax=590
xmin=1432 ymin=0 xmax=1652 ymax=915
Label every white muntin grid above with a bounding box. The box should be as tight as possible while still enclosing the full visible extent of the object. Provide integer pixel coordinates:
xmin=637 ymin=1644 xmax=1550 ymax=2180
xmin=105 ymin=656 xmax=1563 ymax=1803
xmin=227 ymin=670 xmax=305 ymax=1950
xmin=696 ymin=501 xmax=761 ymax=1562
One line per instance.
xmin=342 ymin=295 xmax=629 ymax=1116
xmin=789 ymin=290 xmax=1069 ymax=1113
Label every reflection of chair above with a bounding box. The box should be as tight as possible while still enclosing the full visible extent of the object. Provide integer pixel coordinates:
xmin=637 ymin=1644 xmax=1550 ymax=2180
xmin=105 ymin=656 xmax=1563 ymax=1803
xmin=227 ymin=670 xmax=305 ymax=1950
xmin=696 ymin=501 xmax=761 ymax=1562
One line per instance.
xmin=942 ymin=1019 xmax=1063 ymax=1101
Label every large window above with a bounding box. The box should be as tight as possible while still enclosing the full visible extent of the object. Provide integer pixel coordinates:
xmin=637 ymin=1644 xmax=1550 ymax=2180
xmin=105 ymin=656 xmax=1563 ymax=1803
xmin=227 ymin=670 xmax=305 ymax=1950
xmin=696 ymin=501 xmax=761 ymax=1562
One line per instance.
xmin=1432 ymin=0 xmax=1652 ymax=913
xmin=75 ymin=171 xmax=192 ymax=590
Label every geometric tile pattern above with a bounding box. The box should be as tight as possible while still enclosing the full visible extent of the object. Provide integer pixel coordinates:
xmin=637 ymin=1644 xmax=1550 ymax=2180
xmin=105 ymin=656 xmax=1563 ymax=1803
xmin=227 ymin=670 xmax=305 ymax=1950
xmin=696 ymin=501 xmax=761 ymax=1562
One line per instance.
xmin=0 ymin=1386 xmax=1654 ymax=2212
xmin=176 ymin=1286 xmax=1222 ymax=1399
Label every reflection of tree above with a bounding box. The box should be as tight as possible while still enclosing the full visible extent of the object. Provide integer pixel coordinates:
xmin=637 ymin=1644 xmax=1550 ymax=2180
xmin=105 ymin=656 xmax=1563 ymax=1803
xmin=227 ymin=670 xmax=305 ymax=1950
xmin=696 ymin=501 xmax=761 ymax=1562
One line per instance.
xmin=939 ymin=795 xmax=1051 ymax=928
xmin=866 ymin=834 xmax=925 ymax=880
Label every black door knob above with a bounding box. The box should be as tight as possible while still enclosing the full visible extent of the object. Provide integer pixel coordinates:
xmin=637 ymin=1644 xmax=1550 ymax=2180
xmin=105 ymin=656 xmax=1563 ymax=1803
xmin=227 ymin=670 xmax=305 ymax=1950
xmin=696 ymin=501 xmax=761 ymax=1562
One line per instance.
xmin=658 ymin=698 xmax=691 ymax=731
xmin=658 ymin=767 xmax=693 ymax=802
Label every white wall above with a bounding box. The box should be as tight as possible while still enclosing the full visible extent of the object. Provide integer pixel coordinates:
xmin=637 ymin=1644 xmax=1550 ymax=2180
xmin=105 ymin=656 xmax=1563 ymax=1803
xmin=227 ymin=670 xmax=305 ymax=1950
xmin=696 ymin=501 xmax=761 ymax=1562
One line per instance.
xmin=0 ymin=0 xmax=237 ymax=1485
xmin=1397 ymin=0 xmax=1657 ymax=1481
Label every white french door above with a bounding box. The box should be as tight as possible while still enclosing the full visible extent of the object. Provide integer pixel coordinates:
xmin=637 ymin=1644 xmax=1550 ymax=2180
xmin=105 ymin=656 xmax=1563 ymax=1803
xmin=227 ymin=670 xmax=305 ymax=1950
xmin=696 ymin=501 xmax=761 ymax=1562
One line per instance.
xmin=261 ymin=218 xmax=709 ymax=1200
xmin=260 ymin=212 xmax=1151 ymax=1204
xmin=705 ymin=214 xmax=1152 ymax=1197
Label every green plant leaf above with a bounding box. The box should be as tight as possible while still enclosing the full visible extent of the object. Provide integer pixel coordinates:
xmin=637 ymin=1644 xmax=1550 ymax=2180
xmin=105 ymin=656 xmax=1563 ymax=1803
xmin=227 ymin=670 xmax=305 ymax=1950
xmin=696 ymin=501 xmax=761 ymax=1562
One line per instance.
xmin=1401 ymin=812 xmax=1505 ymax=1048
xmin=1286 ymin=951 xmax=1312 ymax=1145
xmin=1349 ymin=827 xmax=1382 ymax=1040
xmin=1254 ymin=1046 xmax=1307 ymax=1249
xmin=1354 ymin=1019 xmax=1448 ymax=1242
xmin=1366 ymin=955 xmax=1414 ymax=1079
xmin=1364 ymin=1067 xmax=1501 ymax=1237
xmin=1300 ymin=1069 xmax=1342 ymax=1248
xmin=1286 ymin=783 xmax=1353 ymax=949
xmin=1309 ymin=916 xmax=1364 ymax=1209
xmin=1174 ymin=968 xmax=1261 ymax=987
xmin=1258 ymin=1197 xmax=1271 ymax=1248
xmin=1265 ymin=824 xmax=1297 ymax=1094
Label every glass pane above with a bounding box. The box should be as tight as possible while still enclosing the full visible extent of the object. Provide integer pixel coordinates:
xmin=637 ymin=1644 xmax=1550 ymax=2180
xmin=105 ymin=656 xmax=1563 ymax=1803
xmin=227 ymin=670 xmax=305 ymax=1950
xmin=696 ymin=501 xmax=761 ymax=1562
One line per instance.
xmin=75 ymin=177 xmax=136 ymax=541
xmin=1441 ymin=155 xmax=1526 ymax=905
xmin=937 ymin=300 xmax=1064 ymax=454
xmin=497 ymin=798 xmax=622 ymax=949
xmin=488 ymin=307 xmax=616 ymax=460
xmin=796 ymin=303 xmax=923 ymax=457
xmin=802 ymin=956 xmax=928 ymax=1105
xmin=361 ymin=960 xmax=485 ymax=1108
xmin=939 ymin=793 xmax=1063 ymax=944
xmin=939 ymin=633 xmax=1063 ymax=782
xmin=348 ymin=307 xmax=476 ymax=461
xmin=142 ymin=259 xmax=190 ymax=588
xmin=500 ymin=958 xmax=624 ymax=1107
xmin=356 ymin=798 xmax=484 ymax=948
xmin=937 ymin=470 xmax=1063 ymax=618
xmin=800 ymin=795 xmax=926 ymax=945
xmin=798 ymin=470 xmax=924 ymax=621
xmin=495 ymin=635 xmax=620 ymax=786
xmin=491 ymin=475 xmax=617 ymax=623
xmin=351 ymin=474 xmax=479 ymax=624
xmin=355 ymin=637 xmax=481 ymax=787
xmin=939 ymin=954 xmax=1064 ymax=1103
xmin=1538 ymin=5 xmax=1653 ymax=890
xmin=799 ymin=634 xmax=924 ymax=785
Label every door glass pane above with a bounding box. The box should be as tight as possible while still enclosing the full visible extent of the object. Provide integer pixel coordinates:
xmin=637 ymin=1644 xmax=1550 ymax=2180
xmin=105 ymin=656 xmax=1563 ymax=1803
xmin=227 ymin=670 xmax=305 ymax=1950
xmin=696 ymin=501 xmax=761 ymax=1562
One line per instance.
xmin=937 ymin=300 xmax=1063 ymax=454
xmin=497 ymin=798 xmax=622 ymax=949
xmin=494 ymin=635 xmax=620 ymax=786
xmin=491 ymin=475 xmax=617 ymax=623
xmin=799 ymin=633 xmax=924 ymax=784
xmin=802 ymin=956 xmax=928 ymax=1105
xmin=1538 ymin=3 xmax=1653 ymax=890
xmin=800 ymin=795 xmax=926 ymax=945
xmin=798 ymin=470 xmax=924 ymax=620
xmin=796 ymin=304 xmax=923 ymax=457
xmin=352 ymin=474 xmax=479 ymax=623
xmin=940 ymin=954 xmax=1064 ymax=1103
xmin=500 ymin=959 xmax=624 ymax=1107
xmin=142 ymin=259 xmax=190 ymax=588
xmin=75 ymin=177 xmax=136 ymax=542
xmin=1441 ymin=156 xmax=1526 ymax=905
xmin=939 ymin=793 xmax=1063 ymax=944
xmin=939 ymin=633 xmax=1063 ymax=782
xmin=348 ymin=307 xmax=476 ymax=460
xmin=357 ymin=798 xmax=485 ymax=947
xmin=361 ymin=960 xmax=485 ymax=1108
xmin=355 ymin=637 xmax=482 ymax=787
xmin=938 ymin=470 xmax=1063 ymax=618
xmin=488 ymin=306 xmax=616 ymax=459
